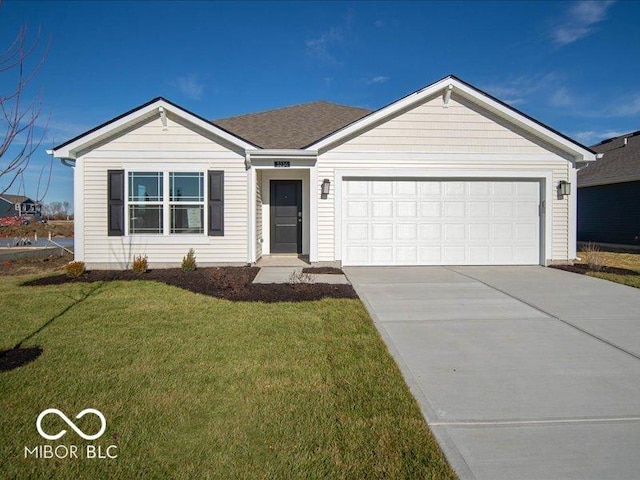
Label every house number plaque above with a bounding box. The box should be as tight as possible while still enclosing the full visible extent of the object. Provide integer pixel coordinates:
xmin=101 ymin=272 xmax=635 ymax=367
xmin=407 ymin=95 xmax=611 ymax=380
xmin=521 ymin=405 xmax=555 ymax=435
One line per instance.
xmin=274 ymin=161 xmax=290 ymax=168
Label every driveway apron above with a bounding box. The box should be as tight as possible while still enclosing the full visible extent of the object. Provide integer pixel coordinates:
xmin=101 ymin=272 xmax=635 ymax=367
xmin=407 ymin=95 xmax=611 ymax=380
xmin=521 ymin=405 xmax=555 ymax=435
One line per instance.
xmin=345 ymin=266 xmax=640 ymax=480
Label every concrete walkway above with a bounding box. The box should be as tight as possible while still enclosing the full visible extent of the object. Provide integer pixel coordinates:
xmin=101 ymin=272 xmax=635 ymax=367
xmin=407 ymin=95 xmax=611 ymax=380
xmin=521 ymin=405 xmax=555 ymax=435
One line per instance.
xmin=345 ymin=266 xmax=640 ymax=480
xmin=253 ymin=267 xmax=350 ymax=284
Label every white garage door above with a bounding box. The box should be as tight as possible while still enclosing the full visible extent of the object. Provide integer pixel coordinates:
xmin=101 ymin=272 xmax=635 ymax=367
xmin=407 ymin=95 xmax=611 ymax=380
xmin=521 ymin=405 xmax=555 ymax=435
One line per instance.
xmin=342 ymin=179 xmax=541 ymax=266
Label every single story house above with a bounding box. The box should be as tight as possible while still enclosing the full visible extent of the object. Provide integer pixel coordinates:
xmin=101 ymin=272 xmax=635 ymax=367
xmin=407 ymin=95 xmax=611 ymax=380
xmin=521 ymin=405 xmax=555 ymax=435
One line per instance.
xmin=0 ymin=194 xmax=42 ymax=218
xmin=51 ymin=75 xmax=596 ymax=269
xmin=578 ymin=131 xmax=640 ymax=246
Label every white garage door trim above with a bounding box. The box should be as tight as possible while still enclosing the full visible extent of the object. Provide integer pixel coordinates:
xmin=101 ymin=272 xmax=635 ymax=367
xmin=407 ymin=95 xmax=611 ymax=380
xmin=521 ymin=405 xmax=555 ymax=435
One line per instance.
xmin=334 ymin=169 xmax=553 ymax=266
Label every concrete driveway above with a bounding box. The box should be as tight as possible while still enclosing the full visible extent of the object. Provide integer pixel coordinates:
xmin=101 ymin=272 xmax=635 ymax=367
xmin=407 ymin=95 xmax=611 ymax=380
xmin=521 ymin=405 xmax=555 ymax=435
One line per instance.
xmin=345 ymin=266 xmax=640 ymax=480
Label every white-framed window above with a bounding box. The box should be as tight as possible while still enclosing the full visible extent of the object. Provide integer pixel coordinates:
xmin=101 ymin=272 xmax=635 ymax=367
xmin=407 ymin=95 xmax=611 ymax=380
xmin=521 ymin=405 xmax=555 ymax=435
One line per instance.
xmin=128 ymin=172 xmax=163 ymax=234
xmin=169 ymin=172 xmax=204 ymax=234
xmin=127 ymin=171 xmax=205 ymax=235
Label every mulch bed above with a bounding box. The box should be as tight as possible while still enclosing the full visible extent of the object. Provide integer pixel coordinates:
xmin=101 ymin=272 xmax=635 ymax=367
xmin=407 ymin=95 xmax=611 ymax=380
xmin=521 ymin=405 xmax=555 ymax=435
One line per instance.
xmin=22 ymin=267 xmax=358 ymax=303
xmin=550 ymin=264 xmax=639 ymax=276
xmin=301 ymin=267 xmax=344 ymax=275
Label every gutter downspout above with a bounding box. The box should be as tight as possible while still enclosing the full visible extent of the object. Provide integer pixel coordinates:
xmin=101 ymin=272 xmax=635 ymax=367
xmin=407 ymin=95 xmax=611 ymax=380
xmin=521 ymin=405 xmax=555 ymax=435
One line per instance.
xmin=47 ymin=150 xmax=76 ymax=168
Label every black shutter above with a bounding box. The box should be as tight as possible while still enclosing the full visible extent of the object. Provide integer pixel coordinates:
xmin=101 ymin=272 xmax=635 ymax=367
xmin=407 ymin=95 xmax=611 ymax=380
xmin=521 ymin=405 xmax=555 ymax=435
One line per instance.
xmin=108 ymin=170 xmax=125 ymax=236
xmin=208 ymin=170 xmax=224 ymax=236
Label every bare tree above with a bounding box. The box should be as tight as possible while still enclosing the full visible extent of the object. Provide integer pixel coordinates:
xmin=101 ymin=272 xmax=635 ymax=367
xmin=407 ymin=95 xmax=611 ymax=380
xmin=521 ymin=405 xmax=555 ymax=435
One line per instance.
xmin=0 ymin=24 xmax=49 ymax=195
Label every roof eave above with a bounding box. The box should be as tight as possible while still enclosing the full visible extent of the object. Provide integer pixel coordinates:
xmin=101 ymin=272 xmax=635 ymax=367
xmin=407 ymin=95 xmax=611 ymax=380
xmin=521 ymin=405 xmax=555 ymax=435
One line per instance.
xmin=578 ymin=174 xmax=640 ymax=188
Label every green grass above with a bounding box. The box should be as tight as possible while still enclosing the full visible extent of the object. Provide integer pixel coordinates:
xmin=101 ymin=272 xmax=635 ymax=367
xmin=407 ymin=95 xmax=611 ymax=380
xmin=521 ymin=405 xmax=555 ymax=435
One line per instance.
xmin=0 ymin=274 xmax=455 ymax=479
xmin=587 ymin=272 xmax=640 ymax=288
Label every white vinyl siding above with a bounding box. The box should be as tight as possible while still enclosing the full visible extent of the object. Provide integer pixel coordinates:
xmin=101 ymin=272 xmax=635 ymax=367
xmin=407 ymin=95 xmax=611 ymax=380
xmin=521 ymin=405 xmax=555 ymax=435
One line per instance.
xmin=317 ymin=94 xmax=573 ymax=263
xmin=90 ymin=114 xmax=234 ymax=153
xmin=81 ymin=114 xmax=247 ymax=268
xmin=330 ymin=94 xmax=569 ymax=157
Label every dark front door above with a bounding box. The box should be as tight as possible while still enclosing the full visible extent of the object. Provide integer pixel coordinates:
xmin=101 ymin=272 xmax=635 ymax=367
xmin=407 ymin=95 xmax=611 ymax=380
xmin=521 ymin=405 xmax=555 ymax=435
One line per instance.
xmin=270 ymin=180 xmax=302 ymax=254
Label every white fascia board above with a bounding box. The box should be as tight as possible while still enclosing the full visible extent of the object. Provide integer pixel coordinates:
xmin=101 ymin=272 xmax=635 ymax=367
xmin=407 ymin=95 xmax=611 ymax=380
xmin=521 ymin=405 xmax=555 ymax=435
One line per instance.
xmin=247 ymin=149 xmax=318 ymax=158
xmin=308 ymin=77 xmax=596 ymax=162
xmin=52 ymin=99 xmax=256 ymax=158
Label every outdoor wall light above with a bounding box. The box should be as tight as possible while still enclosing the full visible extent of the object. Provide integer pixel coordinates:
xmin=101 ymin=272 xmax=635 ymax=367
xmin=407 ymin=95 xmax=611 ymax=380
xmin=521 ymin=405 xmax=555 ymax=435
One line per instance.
xmin=558 ymin=180 xmax=571 ymax=197
xmin=321 ymin=179 xmax=331 ymax=195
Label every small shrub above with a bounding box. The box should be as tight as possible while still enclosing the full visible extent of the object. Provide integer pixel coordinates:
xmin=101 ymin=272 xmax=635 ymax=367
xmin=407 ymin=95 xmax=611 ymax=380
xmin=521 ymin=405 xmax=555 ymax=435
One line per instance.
xmin=65 ymin=261 xmax=85 ymax=278
xmin=182 ymin=248 xmax=197 ymax=272
xmin=581 ymin=242 xmax=606 ymax=271
xmin=131 ymin=255 xmax=148 ymax=274
xmin=288 ymin=270 xmax=314 ymax=284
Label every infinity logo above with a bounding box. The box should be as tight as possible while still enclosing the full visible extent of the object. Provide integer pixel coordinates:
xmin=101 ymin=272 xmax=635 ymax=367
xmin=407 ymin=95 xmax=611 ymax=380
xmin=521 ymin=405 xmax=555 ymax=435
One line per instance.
xmin=36 ymin=409 xmax=107 ymax=441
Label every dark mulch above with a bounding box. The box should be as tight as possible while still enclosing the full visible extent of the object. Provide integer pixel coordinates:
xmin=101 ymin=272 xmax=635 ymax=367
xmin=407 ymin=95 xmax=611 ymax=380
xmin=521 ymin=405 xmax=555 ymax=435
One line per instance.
xmin=22 ymin=267 xmax=358 ymax=303
xmin=0 ymin=347 xmax=43 ymax=373
xmin=301 ymin=267 xmax=344 ymax=275
xmin=551 ymin=263 xmax=640 ymax=276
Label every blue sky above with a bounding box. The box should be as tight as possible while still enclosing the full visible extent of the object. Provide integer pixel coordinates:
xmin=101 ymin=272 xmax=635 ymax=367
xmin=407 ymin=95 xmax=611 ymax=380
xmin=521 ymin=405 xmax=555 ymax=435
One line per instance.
xmin=1 ymin=0 xmax=639 ymax=209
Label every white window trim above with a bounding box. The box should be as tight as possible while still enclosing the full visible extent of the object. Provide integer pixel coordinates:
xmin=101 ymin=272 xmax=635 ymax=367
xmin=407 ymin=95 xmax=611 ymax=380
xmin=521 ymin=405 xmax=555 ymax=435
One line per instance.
xmin=125 ymin=169 xmax=208 ymax=237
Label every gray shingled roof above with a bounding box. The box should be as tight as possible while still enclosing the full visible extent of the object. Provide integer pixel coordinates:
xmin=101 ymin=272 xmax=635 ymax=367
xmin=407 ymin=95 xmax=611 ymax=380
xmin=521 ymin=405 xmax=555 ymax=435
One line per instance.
xmin=578 ymin=131 xmax=640 ymax=187
xmin=212 ymin=101 xmax=372 ymax=149
xmin=0 ymin=194 xmax=31 ymax=204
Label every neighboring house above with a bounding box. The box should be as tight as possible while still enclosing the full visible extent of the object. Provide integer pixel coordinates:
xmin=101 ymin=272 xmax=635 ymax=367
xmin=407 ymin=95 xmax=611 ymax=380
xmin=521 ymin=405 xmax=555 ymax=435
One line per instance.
xmin=51 ymin=75 xmax=596 ymax=269
xmin=0 ymin=194 xmax=42 ymax=218
xmin=577 ymin=131 xmax=640 ymax=246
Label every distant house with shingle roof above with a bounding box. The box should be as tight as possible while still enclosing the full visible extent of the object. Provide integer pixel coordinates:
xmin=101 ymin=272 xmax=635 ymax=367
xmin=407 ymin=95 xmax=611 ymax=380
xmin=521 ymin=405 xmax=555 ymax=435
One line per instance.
xmin=0 ymin=194 xmax=42 ymax=218
xmin=578 ymin=131 xmax=640 ymax=245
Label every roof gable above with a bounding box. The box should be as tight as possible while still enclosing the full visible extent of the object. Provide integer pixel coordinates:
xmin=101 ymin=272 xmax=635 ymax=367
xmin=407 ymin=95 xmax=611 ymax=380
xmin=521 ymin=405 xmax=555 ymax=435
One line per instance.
xmin=306 ymin=75 xmax=596 ymax=162
xmin=578 ymin=131 xmax=640 ymax=187
xmin=0 ymin=194 xmax=32 ymax=204
xmin=213 ymin=101 xmax=371 ymax=149
xmin=52 ymin=97 xmax=258 ymax=159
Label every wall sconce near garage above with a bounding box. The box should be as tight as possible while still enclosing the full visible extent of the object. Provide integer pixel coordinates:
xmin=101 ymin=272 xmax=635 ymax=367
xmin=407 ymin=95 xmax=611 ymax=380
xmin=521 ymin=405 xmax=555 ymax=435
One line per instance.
xmin=321 ymin=179 xmax=331 ymax=196
xmin=558 ymin=180 xmax=571 ymax=197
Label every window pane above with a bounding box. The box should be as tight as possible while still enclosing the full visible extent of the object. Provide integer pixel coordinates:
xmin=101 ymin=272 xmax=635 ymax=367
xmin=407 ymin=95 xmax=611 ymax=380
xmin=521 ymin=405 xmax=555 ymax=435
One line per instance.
xmin=129 ymin=205 xmax=163 ymax=234
xmin=170 ymin=172 xmax=203 ymax=202
xmin=170 ymin=205 xmax=203 ymax=234
xmin=129 ymin=172 xmax=163 ymax=202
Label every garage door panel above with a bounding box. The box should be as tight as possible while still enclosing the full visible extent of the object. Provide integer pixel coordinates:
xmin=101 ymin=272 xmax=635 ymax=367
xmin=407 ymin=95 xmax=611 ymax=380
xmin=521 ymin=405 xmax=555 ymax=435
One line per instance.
xmin=420 ymin=223 xmax=441 ymax=240
xmin=396 ymin=223 xmax=417 ymax=240
xmin=443 ymin=246 xmax=466 ymax=264
xmin=420 ymin=246 xmax=441 ymax=263
xmin=396 ymin=181 xmax=417 ymax=196
xmin=371 ymin=246 xmax=393 ymax=263
xmin=421 ymin=182 xmax=441 ymax=196
xmin=346 ymin=181 xmax=368 ymax=195
xmin=469 ymin=224 xmax=490 ymax=241
xmin=445 ymin=224 xmax=465 ymax=241
xmin=342 ymin=179 xmax=540 ymax=266
xmin=444 ymin=202 xmax=465 ymax=217
xmin=421 ymin=201 xmax=441 ymax=217
xmin=469 ymin=245 xmax=491 ymax=263
xmin=372 ymin=201 xmax=392 ymax=217
xmin=371 ymin=181 xmax=392 ymax=195
xmin=346 ymin=223 xmax=368 ymax=240
xmin=397 ymin=201 xmax=417 ymax=216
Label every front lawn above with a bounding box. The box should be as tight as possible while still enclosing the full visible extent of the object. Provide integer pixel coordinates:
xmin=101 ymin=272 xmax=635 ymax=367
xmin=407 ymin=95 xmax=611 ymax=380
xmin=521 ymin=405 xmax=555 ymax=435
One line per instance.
xmin=0 ymin=272 xmax=455 ymax=479
xmin=579 ymin=248 xmax=640 ymax=289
